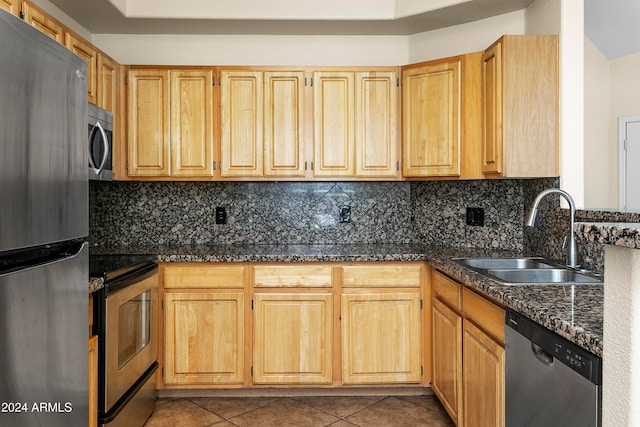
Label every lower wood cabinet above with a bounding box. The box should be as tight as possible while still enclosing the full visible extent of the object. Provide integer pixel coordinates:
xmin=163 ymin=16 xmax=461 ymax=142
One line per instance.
xmin=431 ymin=297 xmax=462 ymax=424
xmin=341 ymin=292 xmax=422 ymax=384
xmin=253 ymin=292 xmax=333 ymax=385
xmin=462 ymin=319 xmax=504 ymax=427
xmin=164 ymin=292 xmax=244 ymax=385
xmin=431 ymin=269 xmax=505 ymax=427
xmin=88 ymin=297 xmax=98 ymax=427
xmin=159 ymin=262 xmax=428 ymax=390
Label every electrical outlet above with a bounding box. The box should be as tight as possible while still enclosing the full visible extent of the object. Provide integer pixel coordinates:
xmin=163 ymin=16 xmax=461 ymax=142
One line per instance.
xmin=466 ymin=207 xmax=485 ymax=226
xmin=339 ymin=206 xmax=351 ymax=223
xmin=215 ymin=207 xmax=227 ymax=224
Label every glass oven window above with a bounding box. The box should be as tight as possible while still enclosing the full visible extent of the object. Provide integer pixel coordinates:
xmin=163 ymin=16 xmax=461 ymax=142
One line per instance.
xmin=118 ymin=289 xmax=151 ymax=368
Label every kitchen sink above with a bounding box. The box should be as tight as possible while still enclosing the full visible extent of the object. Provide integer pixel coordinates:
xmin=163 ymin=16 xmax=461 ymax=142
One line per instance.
xmin=453 ymin=257 xmax=556 ymax=270
xmin=452 ymin=257 xmax=603 ymax=285
xmin=484 ymin=268 xmax=602 ymax=284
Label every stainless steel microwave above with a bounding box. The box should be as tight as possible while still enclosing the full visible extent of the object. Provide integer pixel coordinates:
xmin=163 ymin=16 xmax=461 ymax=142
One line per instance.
xmin=88 ymin=103 xmax=113 ymax=181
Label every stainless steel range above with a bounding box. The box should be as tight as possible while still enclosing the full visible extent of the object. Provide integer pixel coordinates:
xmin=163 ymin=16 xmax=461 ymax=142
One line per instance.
xmin=90 ymin=255 xmax=159 ymax=427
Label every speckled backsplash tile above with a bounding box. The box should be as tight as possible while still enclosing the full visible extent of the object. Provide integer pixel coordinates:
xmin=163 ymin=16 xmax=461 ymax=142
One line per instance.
xmin=90 ymin=178 xmax=569 ymax=251
xmin=411 ymin=179 xmax=559 ymax=251
xmin=90 ymin=181 xmax=416 ymax=247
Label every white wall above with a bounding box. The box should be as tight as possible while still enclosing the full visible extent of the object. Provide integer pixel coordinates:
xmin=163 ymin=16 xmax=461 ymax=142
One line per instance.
xmin=31 ymin=0 xmax=92 ymax=40
xmin=584 ymin=36 xmax=614 ymax=208
xmin=407 ymin=10 xmax=525 ymax=63
xmin=92 ymin=34 xmax=409 ymax=66
xmin=558 ymin=0 xmax=585 ymax=208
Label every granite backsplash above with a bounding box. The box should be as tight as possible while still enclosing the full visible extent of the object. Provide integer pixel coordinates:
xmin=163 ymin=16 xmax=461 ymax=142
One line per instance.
xmin=90 ymin=177 xmax=567 ymax=253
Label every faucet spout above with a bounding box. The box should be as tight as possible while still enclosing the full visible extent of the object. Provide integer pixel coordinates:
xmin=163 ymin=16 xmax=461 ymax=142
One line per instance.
xmin=526 ymin=188 xmax=579 ymax=268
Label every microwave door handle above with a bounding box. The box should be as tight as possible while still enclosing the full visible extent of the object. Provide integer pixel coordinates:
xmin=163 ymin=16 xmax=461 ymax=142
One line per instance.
xmin=95 ymin=121 xmax=109 ymax=173
xmin=88 ymin=122 xmax=100 ymax=171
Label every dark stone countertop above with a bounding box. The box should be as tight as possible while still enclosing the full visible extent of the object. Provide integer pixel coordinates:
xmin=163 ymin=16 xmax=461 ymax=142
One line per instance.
xmin=90 ymin=242 xmax=604 ymax=357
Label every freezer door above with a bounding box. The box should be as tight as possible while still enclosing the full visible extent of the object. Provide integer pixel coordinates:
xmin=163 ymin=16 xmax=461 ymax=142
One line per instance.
xmin=0 ymin=242 xmax=88 ymax=427
xmin=0 ymin=10 xmax=88 ymax=252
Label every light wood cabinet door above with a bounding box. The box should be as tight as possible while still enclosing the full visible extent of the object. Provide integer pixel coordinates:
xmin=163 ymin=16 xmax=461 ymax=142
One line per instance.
xmin=88 ymin=335 xmax=98 ymax=427
xmin=462 ymin=320 xmax=505 ymax=427
xmin=0 ymin=0 xmax=19 ymax=16
xmin=65 ymin=33 xmax=97 ymax=104
xmin=481 ymin=35 xmax=559 ymax=178
xmin=164 ymin=292 xmax=244 ymax=385
xmin=313 ymin=71 xmax=355 ymax=177
xmin=96 ymin=53 xmax=118 ymax=113
xmin=170 ymin=70 xmax=214 ymax=177
xmin=432 ymin=297 xmax=463 ymax=425
xmin=220 ymin=70 xmax=263 ymax=177
xmin=264 ymin=71 xmax=306 ymax=177
xmin=253 ymin=292 xmax=333 ymax=384
xmin=341 ymin=292 xmax=421 ymax=384
xmin=403 ymin=60 xmax=460 ymax=177
xmin=127 ymin=70 xmax=171 ymax=177
xmin=22 ymin=2 xmax=63 ymax=43
xmin=481 ymin=42 xmax=502 ymax=176
xmin=355 ymin=71 xmax=398 ymax=178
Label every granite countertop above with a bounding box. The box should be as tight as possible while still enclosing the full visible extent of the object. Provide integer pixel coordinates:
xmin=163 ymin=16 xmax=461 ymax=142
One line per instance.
xmin=90 ymin=241 xmax=604 ymax=357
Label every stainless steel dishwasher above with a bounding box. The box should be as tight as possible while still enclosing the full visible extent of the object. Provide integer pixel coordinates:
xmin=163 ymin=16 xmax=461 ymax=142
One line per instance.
xmin=505 ymin=308 xmax=602 ymax=426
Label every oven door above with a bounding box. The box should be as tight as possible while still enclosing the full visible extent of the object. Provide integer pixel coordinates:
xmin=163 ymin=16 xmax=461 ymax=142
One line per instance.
xmin=104 ymin=272 xmax=158 ymax=413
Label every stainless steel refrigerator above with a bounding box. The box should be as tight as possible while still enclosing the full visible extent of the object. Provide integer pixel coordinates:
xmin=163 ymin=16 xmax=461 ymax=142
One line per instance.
xmin=0 ymin=9 xmax=89 ymax=427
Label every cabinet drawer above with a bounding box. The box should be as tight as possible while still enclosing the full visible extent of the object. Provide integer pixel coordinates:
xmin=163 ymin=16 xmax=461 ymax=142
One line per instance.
xmin=253 ymin=265 xmax=333 ymax=288
xmin=432 ymin=270 xmax=462 ymax=311
xmin=342 ymin=264 xmax=422 ymax=288
xmin=164 ymin=265 xmax=246 ymax=289
xmin=462 ymin=287 xmax=505 ymax=344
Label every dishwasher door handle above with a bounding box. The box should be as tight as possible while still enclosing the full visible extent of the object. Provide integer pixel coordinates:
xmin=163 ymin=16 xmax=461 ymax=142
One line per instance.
xmin=532 ymin=342 xmax=554 ymax=365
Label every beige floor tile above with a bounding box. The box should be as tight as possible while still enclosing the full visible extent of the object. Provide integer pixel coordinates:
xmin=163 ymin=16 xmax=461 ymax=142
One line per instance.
xmin=328 ymin=420 xmax=360 ymax=427
xmin=189 ymin=397 xmax=282 ymax=419
xmin=398 ymin=395 xmax=451 ymax=416
xmin=293 ymin=396 xmax=385 ymax=418
xmin=229 ymin=397 xmax=339 ymax=427
xmin=143 ymin=399 xmax=224 ymax=427
xmin=345 ymin=397 xmax=453 ymax=427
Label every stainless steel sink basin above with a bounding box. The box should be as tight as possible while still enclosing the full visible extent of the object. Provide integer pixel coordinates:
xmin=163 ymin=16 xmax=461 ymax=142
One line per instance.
xmin=484 ymin=268 xmax=602 ymax=284
xmin=451 ymin=257 xmax=603 ymax=285
xmin=453 ymin=257 xmax=555 ymax=270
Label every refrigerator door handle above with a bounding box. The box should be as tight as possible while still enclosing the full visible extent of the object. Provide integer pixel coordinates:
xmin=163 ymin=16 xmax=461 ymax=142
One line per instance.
xmin=0 ymin=241 xmax=88 ymax=277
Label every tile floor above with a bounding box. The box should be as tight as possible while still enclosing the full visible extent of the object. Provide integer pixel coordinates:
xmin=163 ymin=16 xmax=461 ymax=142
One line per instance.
xmin=143 ymin=395 xmax=454 ymax=427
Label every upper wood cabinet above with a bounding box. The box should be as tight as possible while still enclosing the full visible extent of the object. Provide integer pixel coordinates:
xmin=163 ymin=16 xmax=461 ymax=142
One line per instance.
xmin=127 ymin=70 xmax=171 ymax=177
xmin=220 ymin=69 xmax=306 ymax=178
xmin=65 ymin=33 xmax=98 ymax=104
xmin=402 ymin=53 xmax=482 ymax=180
xmin=264 ymin=71 xmax=306 ymax=177
xmin=171 ymin=70 xmax=214 ymax=177
xmin=127 ymin=68 xmax=214 ymax=178
xmin=482 ymin=35 xmax=559 ymax=178
xmin=313 ymin=70 xmax=399 ymax=179
xmin=403 ymin=59 xmax=460 ymax=177
xmin=1 ymin=0 xmax=19 ymax=16
xmin=96 ymin=53 xmax=118 ymax=113
xmin=220 ymin=70 xmax=264 ymax=177
xmin=22 ymin=1 xmax=63 ymax=43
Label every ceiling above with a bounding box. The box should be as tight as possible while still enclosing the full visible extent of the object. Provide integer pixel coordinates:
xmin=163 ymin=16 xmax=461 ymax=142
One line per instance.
xmin=47 ymin=0 xmax=534 ymax=35
xmin=585 ymin=0 xmax=640 ymax=60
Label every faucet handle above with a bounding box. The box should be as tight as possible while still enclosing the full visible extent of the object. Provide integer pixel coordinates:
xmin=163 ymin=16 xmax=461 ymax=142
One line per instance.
xmin=562 ymin=235 xmax=569 ymax=250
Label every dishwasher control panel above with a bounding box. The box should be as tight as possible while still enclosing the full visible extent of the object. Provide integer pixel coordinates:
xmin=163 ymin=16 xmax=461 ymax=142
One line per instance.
xmin=506 ymin=309 xmax=602 ymax=385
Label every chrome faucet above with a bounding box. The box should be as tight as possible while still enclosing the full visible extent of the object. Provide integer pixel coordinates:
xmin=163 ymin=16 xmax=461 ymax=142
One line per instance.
xmin=526 ymin=188 xmax=579 ymax=268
